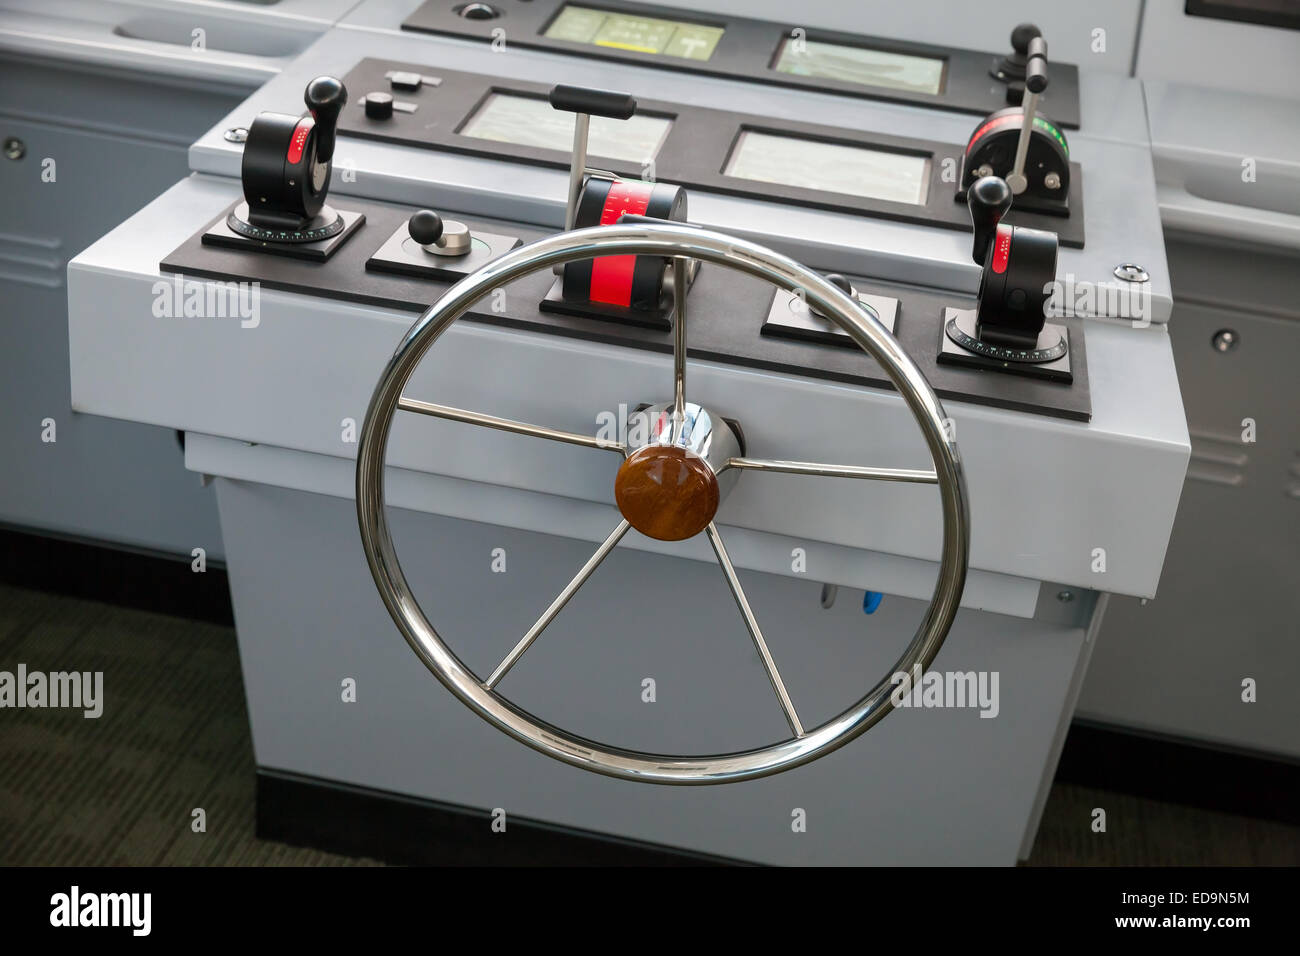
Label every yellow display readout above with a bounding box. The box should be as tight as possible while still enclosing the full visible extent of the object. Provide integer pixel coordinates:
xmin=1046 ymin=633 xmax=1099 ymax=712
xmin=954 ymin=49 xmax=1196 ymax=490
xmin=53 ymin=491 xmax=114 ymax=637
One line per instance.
xmin=544 ymin=5 xmax=724 ymax=61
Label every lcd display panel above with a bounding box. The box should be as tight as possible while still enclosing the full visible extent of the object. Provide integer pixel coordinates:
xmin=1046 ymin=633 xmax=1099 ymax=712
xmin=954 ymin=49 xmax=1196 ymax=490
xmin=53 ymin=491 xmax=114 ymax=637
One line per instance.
xmin=774 ymin=38 xmax=945 ymax=95
xmin=461 ymin=93 xmax=673 ymax=163
xmin=544 ymin=5 xmax=725 ymax=61
xmin=724 ymin=130 xmax=929 ymax=206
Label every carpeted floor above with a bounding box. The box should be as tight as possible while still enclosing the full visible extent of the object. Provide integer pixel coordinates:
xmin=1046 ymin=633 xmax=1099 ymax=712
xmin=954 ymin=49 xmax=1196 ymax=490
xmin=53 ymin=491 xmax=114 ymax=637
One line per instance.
xmin=1 ymin=581 xmax=1297 ymax=866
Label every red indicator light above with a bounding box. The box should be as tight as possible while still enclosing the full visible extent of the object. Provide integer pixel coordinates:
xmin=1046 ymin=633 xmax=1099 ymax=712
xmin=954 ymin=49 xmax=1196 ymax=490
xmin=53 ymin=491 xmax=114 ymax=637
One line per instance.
xmin=286 ymin=117 xmax=315 ymax=164
xmin=992 ymin=224 xmax=1012 ymax=274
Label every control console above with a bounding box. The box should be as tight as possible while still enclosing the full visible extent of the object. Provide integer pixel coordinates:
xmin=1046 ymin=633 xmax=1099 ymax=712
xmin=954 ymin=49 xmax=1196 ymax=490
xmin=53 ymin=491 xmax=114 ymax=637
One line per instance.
xmin=60 ymin=3 xmax=1189 ymax=868
xmin=161 ymin=55 xmax=1094 ymax=421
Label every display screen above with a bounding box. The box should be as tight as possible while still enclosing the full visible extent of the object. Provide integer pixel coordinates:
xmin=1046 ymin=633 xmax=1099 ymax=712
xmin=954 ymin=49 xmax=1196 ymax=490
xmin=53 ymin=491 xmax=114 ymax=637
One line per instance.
xmin=1185 ymin=0 xmax=1300 ymax=31
xmin=543 ymin=5 xmax=725 ymax=61
xmin=724 ymin=130 xmax=929 ymax=205
xmin=773 ymin=38 xmax=945 ymax=95
xmin=460 ymin=93 xmax=673 ymax=163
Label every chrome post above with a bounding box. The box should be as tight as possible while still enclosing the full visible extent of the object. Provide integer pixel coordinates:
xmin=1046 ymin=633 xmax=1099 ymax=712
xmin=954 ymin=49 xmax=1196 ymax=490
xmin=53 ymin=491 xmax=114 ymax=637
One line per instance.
xmin=563 ymin=112 xmax=590 ymax=232
xmin=671 ymin=255 xmax=688 ymax=442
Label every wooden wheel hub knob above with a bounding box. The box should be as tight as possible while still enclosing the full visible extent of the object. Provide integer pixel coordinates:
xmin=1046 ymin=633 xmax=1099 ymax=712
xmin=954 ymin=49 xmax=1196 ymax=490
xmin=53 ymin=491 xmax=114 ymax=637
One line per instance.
xmin=614 ymin=445 xmax=720 ymax=541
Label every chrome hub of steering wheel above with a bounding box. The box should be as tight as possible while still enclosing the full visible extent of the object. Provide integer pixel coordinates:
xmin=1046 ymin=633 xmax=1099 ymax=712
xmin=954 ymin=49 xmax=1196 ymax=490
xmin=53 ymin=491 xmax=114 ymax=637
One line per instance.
xmin=356 ymin=221 xmax=970 ymax=785
xmin=613 ymin=401 xmax=742 ymax=542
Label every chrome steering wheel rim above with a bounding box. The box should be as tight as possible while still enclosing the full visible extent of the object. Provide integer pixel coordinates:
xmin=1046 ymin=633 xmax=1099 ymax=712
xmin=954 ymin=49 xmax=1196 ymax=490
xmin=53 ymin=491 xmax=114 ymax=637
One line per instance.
xmin=356 ymin=221 xmax=969 ymax=785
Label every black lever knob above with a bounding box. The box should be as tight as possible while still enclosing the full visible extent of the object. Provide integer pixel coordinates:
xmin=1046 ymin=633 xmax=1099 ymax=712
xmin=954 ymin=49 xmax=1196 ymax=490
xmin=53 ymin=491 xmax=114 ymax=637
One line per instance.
xmin=808 ymin=273 xmax=856 ymax=317
xmin=968 ymin=176 xmax=1013 ymax=265
xmin=824 ymin=273 xmax=854 ymax=296
xmin=305 ymin=76 xmax=346 ymax=163
xmin=408 ymin=209 xmax=444 ymax=246
xmin=993 ymin=22 xmax=1042 ymax=80
xmin=548 ymin=84 xmax=637 ymax=120
xmin=1012 ymin=23 xmax=1042 ymax=55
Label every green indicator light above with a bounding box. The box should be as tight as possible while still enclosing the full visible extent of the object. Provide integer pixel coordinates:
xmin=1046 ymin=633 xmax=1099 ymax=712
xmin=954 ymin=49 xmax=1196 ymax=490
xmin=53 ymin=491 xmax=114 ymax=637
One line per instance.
xmin=1033 ymin=117 xmax=1069 ymax=157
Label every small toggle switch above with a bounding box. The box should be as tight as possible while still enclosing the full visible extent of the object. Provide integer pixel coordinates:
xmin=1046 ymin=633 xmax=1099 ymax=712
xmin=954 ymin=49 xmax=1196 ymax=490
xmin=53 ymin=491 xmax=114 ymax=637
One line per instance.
xmin=389 ymin=71 xmax=423 ymax=92
xmin=408 ymin=209 xmax=472 ymax=256
xmin=385 ymin=70 xmax=442 ymax=92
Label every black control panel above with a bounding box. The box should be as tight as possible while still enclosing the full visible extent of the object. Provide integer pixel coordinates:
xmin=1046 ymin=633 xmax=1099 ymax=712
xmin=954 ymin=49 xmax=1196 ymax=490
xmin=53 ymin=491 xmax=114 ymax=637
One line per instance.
xmin=401 ymin=1 xmax=1082 ymax=128
xmin=335 ymin=58 xmax=1086 ymax=247
xmin=165 ymin=68 xmax=1091 ymax=425
xmin=163 ymin=195 xmax=1089 ymax=421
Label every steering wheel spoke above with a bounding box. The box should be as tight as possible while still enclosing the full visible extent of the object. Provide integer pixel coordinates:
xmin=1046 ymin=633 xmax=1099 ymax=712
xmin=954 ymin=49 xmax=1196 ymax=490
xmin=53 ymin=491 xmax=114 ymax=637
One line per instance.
xmin=483 ymin=519 xmax=630 ymax=690
xmin=671 ymin=255 xmax=689 ymax=443
xmin=399 ymin=396 xmax=625 ymax=455
xmin=723 ymin=456 xmax=938 ymax=483
xmin=706 ymin=522 xmax=805 ymax=738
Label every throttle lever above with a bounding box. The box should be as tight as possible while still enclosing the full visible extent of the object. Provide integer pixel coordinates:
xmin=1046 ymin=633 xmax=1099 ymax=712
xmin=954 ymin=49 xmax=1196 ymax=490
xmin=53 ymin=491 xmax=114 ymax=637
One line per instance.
xmin=1007 ymin=37 xmax=1048 ymax=195
xmin=304 ymin=76 xmax=346 ymax=164
xmin=549 ymin=84 xmax=639 ymax=232
xmin=968 ymin=175 xmax=1013 ymax=265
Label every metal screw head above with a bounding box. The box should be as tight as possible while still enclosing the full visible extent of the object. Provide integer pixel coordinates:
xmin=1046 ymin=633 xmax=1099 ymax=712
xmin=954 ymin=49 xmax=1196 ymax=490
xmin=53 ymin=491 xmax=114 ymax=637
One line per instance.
xmin=3 ymin=137 xmax=25 ymax=160
xmin=1114 ymin=263 xmax=1150 ymax=283
xmin=224 ymin=127 xmax=249 ymax=143
xmin=1211 ymin=329 xmax=1239 ymax=353
xmin=1044 ymin=171 xmax=1061 ymax=190
xmin=1056 ymin=590 xmax=1074 ymax=603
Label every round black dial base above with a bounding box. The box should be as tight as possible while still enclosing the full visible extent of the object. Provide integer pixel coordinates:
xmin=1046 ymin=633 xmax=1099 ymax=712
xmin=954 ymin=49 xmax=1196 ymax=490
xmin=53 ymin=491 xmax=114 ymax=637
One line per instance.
xmin=226 ymin=203 xmax=346 ymax=244
xmin=944 ymin=315 xmax=1067 ymax=364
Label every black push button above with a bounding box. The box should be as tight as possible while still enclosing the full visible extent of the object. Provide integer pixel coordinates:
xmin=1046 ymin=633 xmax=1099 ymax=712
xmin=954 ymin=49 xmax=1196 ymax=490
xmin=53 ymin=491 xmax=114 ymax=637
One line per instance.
xmin=365 ymin=92 xmax=394 ymax=120
xmin=389 ymin=71 xmax=423 ymax=92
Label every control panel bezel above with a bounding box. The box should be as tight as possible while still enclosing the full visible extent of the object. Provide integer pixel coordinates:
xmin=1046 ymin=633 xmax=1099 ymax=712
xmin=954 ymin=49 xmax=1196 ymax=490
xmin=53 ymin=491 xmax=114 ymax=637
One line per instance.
xmin=336 ymin=58 xmax=1086 ymax=247
xmin=400 ymin=0 xmax=1082 ymax=128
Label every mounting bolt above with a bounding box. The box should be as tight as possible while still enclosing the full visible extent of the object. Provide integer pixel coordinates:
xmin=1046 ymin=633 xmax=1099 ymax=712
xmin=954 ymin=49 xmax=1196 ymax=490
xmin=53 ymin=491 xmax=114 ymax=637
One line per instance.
xmin=224 ymin=127 xmax=249 ymax=144
xmin=1211 ymin=329 xmax=1239 ymax=353
xmin=1044 ymin=171 xmax=1061 ymax=190
xmin=1113 ymin=262 xmax=1149 ymax=283
xmin=1056 ymin=590 xmax=1074 ymax=603
xmin=3 ymin=137 xmax=25 ymax=160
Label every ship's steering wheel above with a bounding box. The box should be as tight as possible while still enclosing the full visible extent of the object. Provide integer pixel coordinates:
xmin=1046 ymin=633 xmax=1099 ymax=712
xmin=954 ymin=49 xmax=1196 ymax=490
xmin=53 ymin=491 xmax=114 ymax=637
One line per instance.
xmin=356 ymin=221 xmax=969 ymax=784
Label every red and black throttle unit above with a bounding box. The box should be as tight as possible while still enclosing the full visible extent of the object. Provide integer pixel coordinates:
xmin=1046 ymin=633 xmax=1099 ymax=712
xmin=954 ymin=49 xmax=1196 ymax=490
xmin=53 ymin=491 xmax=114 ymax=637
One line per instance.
xmin=228 ymin=76 xmax=349 ymax=242
xmin=938 ymin=175 xmax=1074 ymax=383
xmin=541 ymin=84 xmax=691 ymax=328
